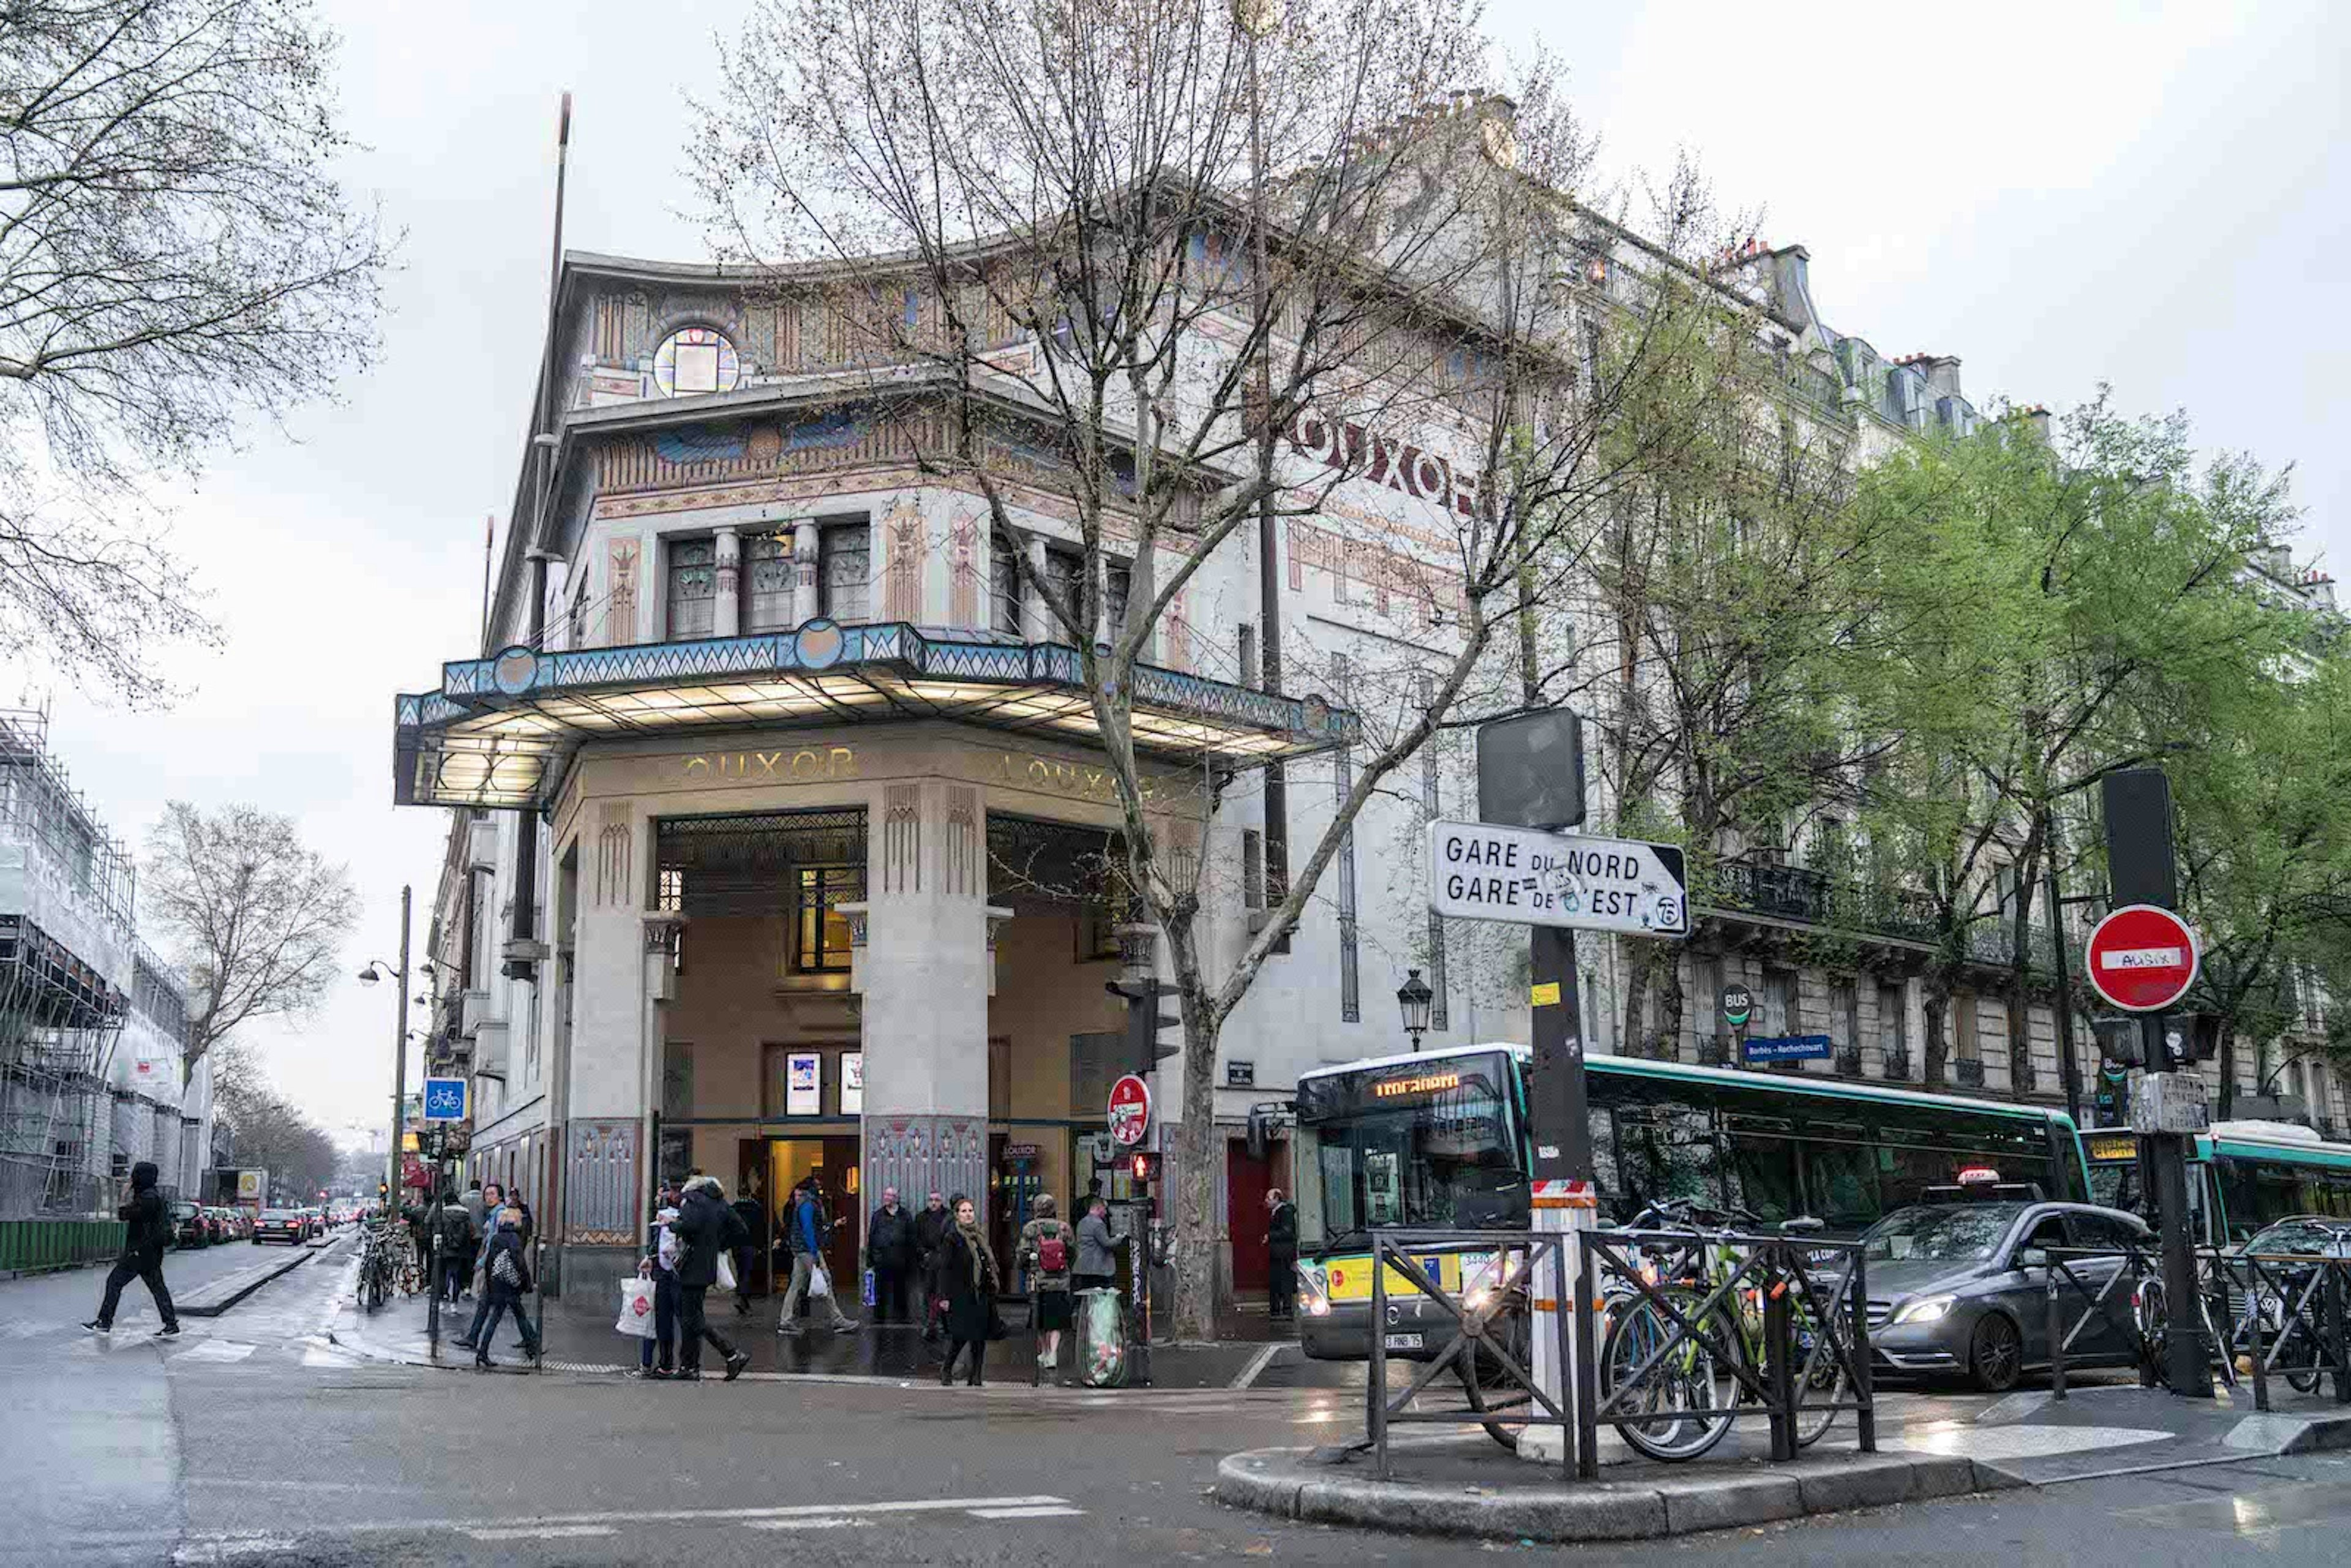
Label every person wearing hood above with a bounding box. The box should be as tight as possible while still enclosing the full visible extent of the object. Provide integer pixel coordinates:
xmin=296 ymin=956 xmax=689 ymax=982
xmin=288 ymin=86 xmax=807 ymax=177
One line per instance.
xmin=470 ymin=1209 xmax=541 ymax=1370
xmin=673 ymin=1176 xmax=752 ymax=1381
xmin=635 ymin=1201 xmax=683 ymax=1378
xmin=936 ymin=1193 xmax=1001 ymax=1387
xmin=83 ymin=1161 xmax=179 ymax=1337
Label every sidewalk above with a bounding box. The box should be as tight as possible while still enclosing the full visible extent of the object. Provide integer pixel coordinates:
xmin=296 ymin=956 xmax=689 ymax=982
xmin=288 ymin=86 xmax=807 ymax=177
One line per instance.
xmin=335 ymin=1263 xmax=1292 ymax=1389
xmin=1213 ymin=1376 xmax=2351 ymax=1545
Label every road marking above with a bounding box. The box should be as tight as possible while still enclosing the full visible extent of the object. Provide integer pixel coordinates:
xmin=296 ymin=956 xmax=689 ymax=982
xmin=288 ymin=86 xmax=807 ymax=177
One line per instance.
xmin=969 ymin=1504 xmax=1087 ymax=1520
xmin=467 ymin=1525 xmax=615 ymax=1541
xmin=746 ymin=1517 xmax=870 ymax=1530
xmin=171 ymin=1536 xmax=299 ymax=1562
xmin=1231 ymin=1343 xmax=1286 ymax=1389
xmin=173 ymin=1340 xmax=256 ymax=1363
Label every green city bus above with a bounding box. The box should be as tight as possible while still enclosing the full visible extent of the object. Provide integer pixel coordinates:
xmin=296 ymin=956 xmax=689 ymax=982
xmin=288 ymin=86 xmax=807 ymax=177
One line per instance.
xmin=1292 ymin=1042 xmax=2090 ymax=1364
xmin=2083 ymin=1120 xmax=2351 ymax=1248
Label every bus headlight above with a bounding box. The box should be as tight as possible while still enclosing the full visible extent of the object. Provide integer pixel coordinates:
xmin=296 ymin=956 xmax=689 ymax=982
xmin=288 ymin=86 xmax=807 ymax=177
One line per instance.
xmin=1297 ymin=1262 xmax=1333 ymax=1317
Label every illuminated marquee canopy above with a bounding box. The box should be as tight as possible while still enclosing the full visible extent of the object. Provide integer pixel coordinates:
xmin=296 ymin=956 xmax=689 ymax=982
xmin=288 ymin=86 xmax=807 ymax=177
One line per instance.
xmin=394 ymin=619 xmax=1357 ymax=812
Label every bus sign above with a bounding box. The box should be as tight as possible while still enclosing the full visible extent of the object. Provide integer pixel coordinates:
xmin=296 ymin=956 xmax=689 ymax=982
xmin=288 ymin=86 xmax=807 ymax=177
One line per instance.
xmin=1425 ymin=820 xmax=1688 ymax=937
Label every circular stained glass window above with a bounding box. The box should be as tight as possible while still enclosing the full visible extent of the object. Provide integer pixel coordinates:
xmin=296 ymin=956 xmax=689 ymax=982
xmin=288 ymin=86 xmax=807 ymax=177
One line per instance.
xmin=653 ymin=326 xmax=742 ymax=397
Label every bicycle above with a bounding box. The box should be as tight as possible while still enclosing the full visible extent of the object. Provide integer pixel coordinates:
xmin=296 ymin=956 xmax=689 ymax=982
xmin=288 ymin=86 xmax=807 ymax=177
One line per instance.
xmin=1595 ymin=1199 xmax=1854 ymax=1463
xmin=2224 ymin=1255 xmax=2330 ymax=1395
xmin=2132 ymin=1270 xmax=2238 ymax=1392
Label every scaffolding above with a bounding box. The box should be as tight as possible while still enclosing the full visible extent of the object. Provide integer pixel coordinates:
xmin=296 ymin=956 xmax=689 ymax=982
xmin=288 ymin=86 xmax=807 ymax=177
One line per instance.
xmin=0 ymin=709 xmax=136 ymax=1217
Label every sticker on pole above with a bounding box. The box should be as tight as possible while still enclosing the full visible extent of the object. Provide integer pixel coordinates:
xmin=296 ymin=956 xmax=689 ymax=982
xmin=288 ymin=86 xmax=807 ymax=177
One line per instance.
xmin=2083 ymin=904 xmax=2199 ymax=1013
xmin=1108 ymin=1075 xmax=1152 ymax=1147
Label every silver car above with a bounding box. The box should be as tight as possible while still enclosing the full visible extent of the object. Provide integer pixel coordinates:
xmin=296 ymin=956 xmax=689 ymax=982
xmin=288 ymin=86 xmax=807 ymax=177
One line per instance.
xmin=1863 ymin=1200 xmax=2151 ymax=1392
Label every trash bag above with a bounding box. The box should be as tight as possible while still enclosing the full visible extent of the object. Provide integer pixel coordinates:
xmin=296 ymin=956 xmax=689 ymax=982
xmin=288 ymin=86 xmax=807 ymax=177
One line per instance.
xmin=1074 ymin=1286 xmax=1128 ymax=1389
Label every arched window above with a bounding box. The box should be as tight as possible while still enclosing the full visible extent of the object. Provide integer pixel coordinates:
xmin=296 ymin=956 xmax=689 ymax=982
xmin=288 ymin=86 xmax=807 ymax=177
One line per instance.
xmin=653 ymin=326 xmax=742 ymax=397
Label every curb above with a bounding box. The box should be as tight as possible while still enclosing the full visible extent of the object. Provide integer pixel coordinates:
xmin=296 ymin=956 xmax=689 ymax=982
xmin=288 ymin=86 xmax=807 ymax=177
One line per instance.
xmin=1213 ymin=1445 xmax=2023 ymax=1544
xmin=178 ymin=1244 xmax=322 ymax=1318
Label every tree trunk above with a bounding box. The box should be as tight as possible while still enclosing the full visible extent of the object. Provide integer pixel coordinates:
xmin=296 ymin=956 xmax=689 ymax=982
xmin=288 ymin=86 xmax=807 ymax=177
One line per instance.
xmin=1657 ymin=949 xmax=1687 ymax=1065
xmin=2005 ymin=837 xmax=2042 ymax=1096
xmin=1167 ymin=931 xmax=1222 ymax=1344
xmin=2217 ymin=1024 xmax=2237 ymax=1121
xmin=1620 ymin=937 xmax=1655 ymax=1057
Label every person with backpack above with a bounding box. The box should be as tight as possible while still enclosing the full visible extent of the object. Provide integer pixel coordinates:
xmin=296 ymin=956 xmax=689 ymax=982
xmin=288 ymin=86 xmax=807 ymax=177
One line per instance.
xmin=728 ymin=1188 xmax=764 ymax=1315
xmin=776 ymin=1180 xmax=859 ymax=1337
xmin=1016 ymin=1194 xmax=1074 ymax=1379
xmin=432 ymin=1189 xmax=476 ymax=1304
xmin=82 ymin=1161 xmax=179 ymax=1337
xmin=470 ymin=1209 xmax=540 ymax=1370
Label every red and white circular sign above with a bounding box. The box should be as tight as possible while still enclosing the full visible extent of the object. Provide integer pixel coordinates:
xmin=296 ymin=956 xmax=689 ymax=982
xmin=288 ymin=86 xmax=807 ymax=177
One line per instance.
xmin=2084 ymin=904 xmax=2200 ymax=1013
xmin=1108 ymin=1075 xmax=1152 ymax=1147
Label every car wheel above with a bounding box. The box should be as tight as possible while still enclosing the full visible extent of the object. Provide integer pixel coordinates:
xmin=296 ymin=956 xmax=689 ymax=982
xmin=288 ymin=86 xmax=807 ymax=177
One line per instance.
xmin=1970 ymin=1313 xmax=2023 ymax=1394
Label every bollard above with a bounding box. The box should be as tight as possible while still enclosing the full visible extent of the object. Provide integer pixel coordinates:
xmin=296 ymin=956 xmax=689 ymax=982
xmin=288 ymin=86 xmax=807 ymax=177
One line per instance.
xmin=1851 ymin=1248 xmax=1876 ymax=1453
xmin=428 ymin=1229 xmax=442 ymax=1353
xmin=1368 ymin=1235 xmax=1390 ymax=1480
xmin=2330 ymin=1266 xmax=2350 ymax=1406
xmin=1572 ymin=1237 xmax=1600 ymax=1481
xmin=1764 ymin=1257 xmax=1796 ymax=1463
xmin=2047 ymin=1270 xmax=2066 ymax=1402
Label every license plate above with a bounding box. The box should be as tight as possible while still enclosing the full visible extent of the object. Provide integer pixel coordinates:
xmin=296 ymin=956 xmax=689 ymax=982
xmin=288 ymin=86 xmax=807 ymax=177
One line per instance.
xmin=1384 ymin=1332 xmax=1424 ymax=1351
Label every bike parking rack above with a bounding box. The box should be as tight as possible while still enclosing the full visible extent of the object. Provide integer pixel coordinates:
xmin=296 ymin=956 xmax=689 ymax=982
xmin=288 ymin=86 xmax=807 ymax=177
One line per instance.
xmin=2203 ymin=1248 xmax=2351 ymax=1412
xmin=2036 ymin=1243 xmax=2165 ymax=1398
xmin=1572 ymin=1228 xmax=1875 ymax=1478
xmin=1363 ymin=1227 xmax=1573 ymax=1481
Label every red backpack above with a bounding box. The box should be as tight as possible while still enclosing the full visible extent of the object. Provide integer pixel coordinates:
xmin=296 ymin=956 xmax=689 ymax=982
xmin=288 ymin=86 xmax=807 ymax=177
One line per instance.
xmin=1036 ymin=1222 xmax=1069 ymax=1275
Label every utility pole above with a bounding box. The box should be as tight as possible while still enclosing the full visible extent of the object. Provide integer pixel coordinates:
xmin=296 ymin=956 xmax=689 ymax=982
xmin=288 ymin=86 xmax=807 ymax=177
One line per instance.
xmin=384 ymin=885 xmax=413 ymax=1208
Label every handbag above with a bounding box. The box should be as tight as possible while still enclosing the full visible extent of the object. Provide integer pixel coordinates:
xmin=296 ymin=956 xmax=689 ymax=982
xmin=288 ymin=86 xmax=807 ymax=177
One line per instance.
xmin=809 ymin=1262 xmax=833 ymax=1300
xmin=615 ymin=1278 xmax=657 ymax=1339
xmin=714 ymin=1248 xmax=738 ymax=1292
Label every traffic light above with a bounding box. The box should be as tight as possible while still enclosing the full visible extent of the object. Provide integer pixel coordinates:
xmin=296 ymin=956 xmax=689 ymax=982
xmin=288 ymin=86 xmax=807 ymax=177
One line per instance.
xmin=1130 ymin=1152 xmax=1158 ymax=1188
xmin=1106 ymin=978 xmax=1180 ymax=1076
xmin=2164 ymin=1013 xmax=2220 ymax=1065
xmin=2091 ymin=1016 xmax=2145 ymax=1068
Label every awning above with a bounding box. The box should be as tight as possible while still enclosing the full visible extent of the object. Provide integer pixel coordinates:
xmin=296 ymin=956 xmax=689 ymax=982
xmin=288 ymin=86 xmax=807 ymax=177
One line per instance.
xmin=394 ymin=619 xmax=1355 ymax=812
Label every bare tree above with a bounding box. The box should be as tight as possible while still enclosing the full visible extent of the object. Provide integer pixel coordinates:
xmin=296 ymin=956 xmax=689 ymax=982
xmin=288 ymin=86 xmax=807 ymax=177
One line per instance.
xmin=141 ymin=801 xmax=360 ymax=1086
xmin=695 ymin=0 xmax=1739 ymax=1336
xmin=210 ymin=1038 xmax=339 ymax=1198
xmin=0 ymin=0 xmax=391 ymax=702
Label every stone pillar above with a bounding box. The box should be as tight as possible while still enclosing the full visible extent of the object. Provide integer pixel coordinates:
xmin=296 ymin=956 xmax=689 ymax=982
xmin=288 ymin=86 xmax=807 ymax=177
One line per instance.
xmin=792 ymin=518 xmax=821 ymax=626
xmin=713 ymin=525 xmax=741 ymax=637
xmin=858 ymin=781 xmax=992 ymax=1221
xmin=558 ymin=798 xmax=651 ymax=1306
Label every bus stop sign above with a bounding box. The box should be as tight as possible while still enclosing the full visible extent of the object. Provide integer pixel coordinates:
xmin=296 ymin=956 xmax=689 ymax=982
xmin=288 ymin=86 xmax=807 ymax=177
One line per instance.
xmin=2084 ymin=904 xmax=2199 ymax=1013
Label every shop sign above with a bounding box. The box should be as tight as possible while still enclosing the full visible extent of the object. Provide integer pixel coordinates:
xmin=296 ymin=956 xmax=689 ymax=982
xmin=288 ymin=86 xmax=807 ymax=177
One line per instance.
xmin=786 ymin=1052 xmax=822 ymax=1116
xmin=839 ymin=1052 xmax=863 ymax=1115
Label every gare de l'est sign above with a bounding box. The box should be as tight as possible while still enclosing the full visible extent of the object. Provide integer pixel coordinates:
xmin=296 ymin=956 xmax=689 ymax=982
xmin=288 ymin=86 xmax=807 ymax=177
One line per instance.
xmin=1425 ymin=819 xmax=1689 ymax=938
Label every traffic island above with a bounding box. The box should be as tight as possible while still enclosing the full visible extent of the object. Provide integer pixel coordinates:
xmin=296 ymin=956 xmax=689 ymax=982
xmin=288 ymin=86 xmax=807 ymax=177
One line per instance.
xmin=1214 ymin=1436 xmax=2016 ymax=1544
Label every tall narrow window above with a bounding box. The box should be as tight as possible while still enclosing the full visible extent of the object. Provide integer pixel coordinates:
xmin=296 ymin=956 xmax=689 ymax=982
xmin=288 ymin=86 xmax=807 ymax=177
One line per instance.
xmin=1333 ymin=655 xmax=1359 ymax=1022
xmin=1419 ymin=676 xmax=1449 ymax=1031
xmin=1954 ymin=991 xmax=1980 ymax=1062
xmin=1761 ymin=967 xmax=1797 ymax=1037
xmin=818 ymin=523 xmax=869 ymax=622
xmin=792 ymin=866 xmax=857 ymax=972
xmin=991 ymin=548 xmax=1022 ymax=636
xmin=1106 ymin=561 xmax=1131 ymax=642
xmin=744 ymin=532 xmax=793 ymax=631
xmin=1878 ymin=984 xmax=1907 ymax=1070
xmin=666 ymin=536 xmax=718 ymax=639
xmin=1242 ymin=829 xmax=1265 ymax=910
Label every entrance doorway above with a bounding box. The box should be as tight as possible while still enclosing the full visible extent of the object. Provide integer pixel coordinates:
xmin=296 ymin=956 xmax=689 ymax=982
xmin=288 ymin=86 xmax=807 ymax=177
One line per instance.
xmin=1227 ymin=1139 xmax=1273 ymax=1295
xmin=740 ymin=1133 xmax=861 ymax=1301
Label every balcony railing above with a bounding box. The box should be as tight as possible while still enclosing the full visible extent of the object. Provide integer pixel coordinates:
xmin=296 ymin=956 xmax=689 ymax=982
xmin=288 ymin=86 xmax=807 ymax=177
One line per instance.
xmin=1693 ymin=860 xmax=2063 ymax=974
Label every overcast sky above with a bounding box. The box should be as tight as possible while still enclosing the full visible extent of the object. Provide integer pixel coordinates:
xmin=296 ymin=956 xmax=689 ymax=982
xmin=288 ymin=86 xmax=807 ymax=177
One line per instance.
xmin=17 ymin=1 xmax=2342 ymax=1144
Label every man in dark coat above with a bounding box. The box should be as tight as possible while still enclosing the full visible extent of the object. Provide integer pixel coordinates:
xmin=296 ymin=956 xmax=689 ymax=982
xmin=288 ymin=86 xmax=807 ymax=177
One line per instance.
xmin=865 ymin=1186 xmax=916 ymax=1324
xmin=728 ymin=1190 xmax=764 ymax=1315
xmin=84 ymin=1161 xmax=179 ymax=1336
xmin=672 ymin=1176 xmax=751 ymax=1381
xmin=1265 ymin=1188 xmax=1299 ymax=1321
xmin=913 ymin=1190 xmax=953 ymax=1341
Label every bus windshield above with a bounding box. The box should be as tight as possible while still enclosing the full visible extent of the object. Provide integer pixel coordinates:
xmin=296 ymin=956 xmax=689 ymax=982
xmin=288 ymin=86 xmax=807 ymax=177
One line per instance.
xmin=1295 ymin=1054 xmax=1527 ymax=1248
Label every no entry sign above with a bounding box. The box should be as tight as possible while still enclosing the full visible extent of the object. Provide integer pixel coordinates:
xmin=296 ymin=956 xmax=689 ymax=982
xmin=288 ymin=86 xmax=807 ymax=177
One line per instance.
xmin=2085 ymin=904 xmax=2200 ymax=1013
xmin=1108 ymin=1074 xmax=1152 ymax=1146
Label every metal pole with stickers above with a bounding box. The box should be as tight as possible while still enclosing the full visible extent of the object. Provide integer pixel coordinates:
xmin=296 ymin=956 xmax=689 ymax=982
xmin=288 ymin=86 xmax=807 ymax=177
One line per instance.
xmin=1438 ymin=711 xmax=1690 ymax=1465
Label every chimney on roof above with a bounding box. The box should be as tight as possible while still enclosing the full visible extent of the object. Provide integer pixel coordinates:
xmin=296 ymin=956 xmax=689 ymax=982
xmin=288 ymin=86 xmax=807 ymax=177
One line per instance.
xmin=2021 ymin=404 xmax=2052 ymax=446
xmin=1766 ymin=245 xmax=1812 ymax=322
xmin=1922 ymin=356 xmax=1962 ymax=401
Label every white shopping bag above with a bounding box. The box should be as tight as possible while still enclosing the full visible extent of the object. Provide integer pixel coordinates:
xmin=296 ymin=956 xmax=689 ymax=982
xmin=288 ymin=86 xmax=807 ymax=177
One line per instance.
xmin=715 ymin=1248 xmax=739 ymax=1292
xmin=616 ymin=1278 xmax=657 ymax=1339
xmin=809 ymin=1262 xmax=833 ymax=1300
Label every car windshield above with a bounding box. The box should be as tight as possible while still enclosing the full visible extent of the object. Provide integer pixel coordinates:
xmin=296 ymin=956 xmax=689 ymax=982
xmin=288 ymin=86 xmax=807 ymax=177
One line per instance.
xmin=1862 ymin=1204 xmax=2026 ymax=1263
xmin=2244 ymin=1221 xmax=2351 ymax=1258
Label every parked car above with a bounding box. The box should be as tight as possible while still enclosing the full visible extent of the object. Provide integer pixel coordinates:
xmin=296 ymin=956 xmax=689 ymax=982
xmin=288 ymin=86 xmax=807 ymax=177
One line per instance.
xmin=1862 ymin=1199 xmax=2152 ymax=1392
xmin=200 ymin=1207 xmax=231 ymax=1245
xmin=253 ymin=1208 xmax=308 ymax=1246
xmin=170 ymin=1200 xmax=208 ymax=1250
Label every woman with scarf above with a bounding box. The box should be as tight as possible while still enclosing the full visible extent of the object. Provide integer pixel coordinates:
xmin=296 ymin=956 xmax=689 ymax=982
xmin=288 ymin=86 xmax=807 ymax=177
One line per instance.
xmin=936 ymin=1193 xmax=1000 ymax=1387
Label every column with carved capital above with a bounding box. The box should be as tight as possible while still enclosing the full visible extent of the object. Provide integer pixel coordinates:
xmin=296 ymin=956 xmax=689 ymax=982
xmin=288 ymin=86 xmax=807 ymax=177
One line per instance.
xmin=558 ymin=798 xmax=652 ymax=1310
xmin=792 ymin=518 xmax=821 ymax=626
xmin=859 ymin=780 xmax=992 ymax=1222
xmin=713 ymin=526 xmax=741 ymax=637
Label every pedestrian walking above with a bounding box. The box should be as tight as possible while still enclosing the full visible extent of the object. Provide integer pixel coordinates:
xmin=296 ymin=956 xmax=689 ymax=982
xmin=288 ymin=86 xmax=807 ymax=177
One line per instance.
xmin=865 ymin=1187 xmax=915 ymax=1325
xmin=937 ymin=1194 xmax=1001 ymax=1388
xmin=672 ymin=1176 xmax=751 ymax=1382
xmin=469 ymin=1210 xmax=541 ymax=1370
xmin=913 ymin=1190 xmax=952 ymax=1343
xmin=1073 ymin=1192 xmax=1128 ymax=1294
xmin=1016 ymin=1194 xmax=1073 ymax=1379
xmin=82 ymin=1160 xmax=179 ymax=1337
xmin=776 ymin=1180 xmax=860 ymax=1337
xmin=432 ymin=1189 xmax=476 ymax=1304
xmin=1265 ymin=1187 xmax=1299 ymax=1322
xmin=633 ymin=1203 xmax=682 ymax=1378
xmin=728 ymin=1188 xmax=764 ymax=1315
xmin=449 ymin=1186 xmax=506 ymax=1352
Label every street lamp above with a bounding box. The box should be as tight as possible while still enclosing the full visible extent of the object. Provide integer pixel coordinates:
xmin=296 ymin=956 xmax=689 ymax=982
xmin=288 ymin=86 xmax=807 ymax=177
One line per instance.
xmin=359 ymin=885 xmax=414 ymax=1212
xmin=1397 ymin=969 xmax=1434 ymax=1052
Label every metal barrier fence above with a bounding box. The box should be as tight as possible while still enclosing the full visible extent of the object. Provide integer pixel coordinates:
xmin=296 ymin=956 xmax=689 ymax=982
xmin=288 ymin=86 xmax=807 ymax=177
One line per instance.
xmin=1573 ymin=1226 xmax=1875 ymax=1479
xmin=0 ymin=1217 xmax=124 ymax=1274
xmin=1365 ymin=1228 xmax=1573 ymax=1480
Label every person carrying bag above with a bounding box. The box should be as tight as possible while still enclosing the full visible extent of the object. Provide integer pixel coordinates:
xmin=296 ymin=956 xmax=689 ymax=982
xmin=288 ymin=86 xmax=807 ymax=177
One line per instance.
xmin=1016 ymin=1195 xmax=1075 ymax=1383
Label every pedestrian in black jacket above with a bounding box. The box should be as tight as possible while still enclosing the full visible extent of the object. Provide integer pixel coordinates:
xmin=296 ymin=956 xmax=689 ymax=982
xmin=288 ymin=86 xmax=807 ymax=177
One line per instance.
xmin=470 ymin=1211 xmax=541 ymax=1370
xmin=84 ymin=1161 xmax=178 ymax=1336
xmin=937 ymin=1194 xmax=1000 ymax=1387
xmin=729 ymin=1192 xmax=763 ymax=1315
xmin=913 ymin=1190 xmax=953 ymax=1341
xmin=866 ymin=1187 xmax=916 ymax=1324
xmin=1265 ymin=1188 xmax=1299 ymax=1321
xmin=673 ymin=1176 xmax=751 ymax=1381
